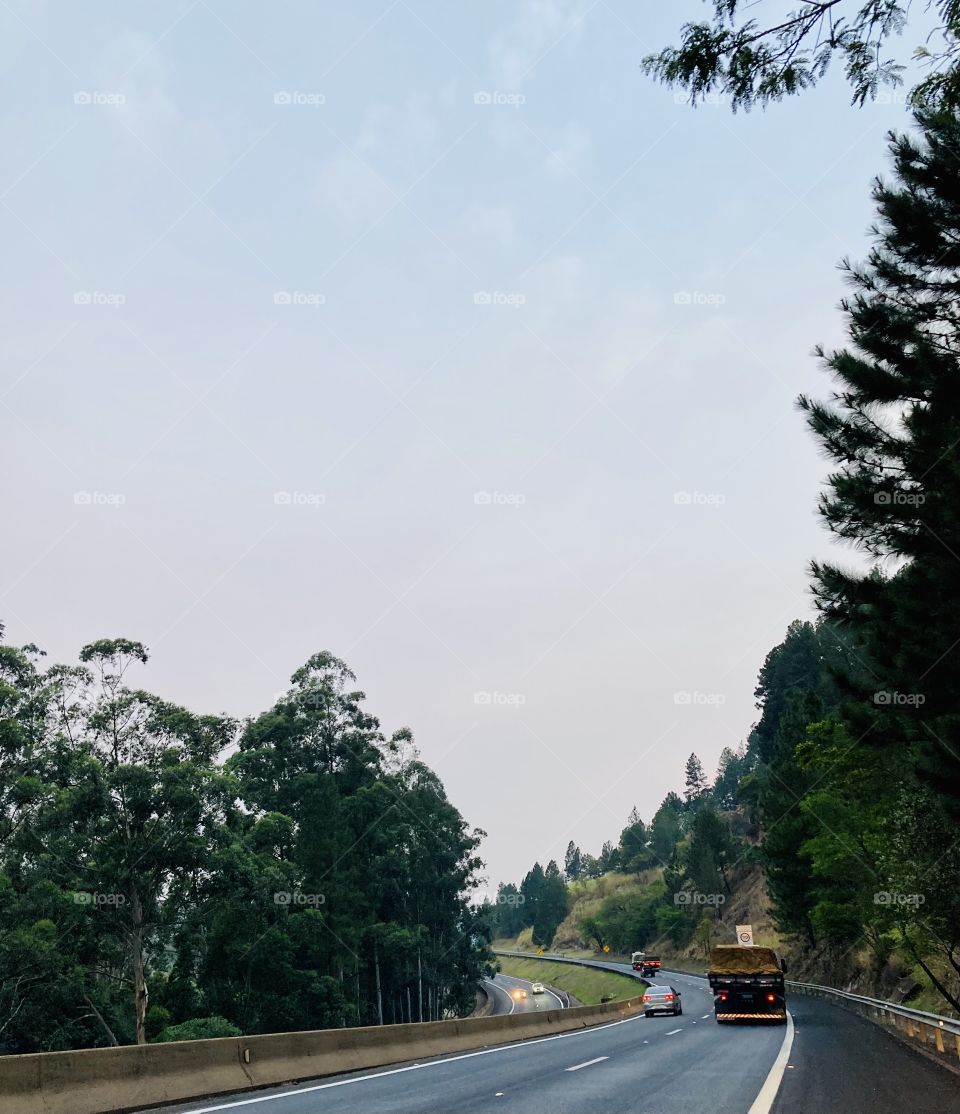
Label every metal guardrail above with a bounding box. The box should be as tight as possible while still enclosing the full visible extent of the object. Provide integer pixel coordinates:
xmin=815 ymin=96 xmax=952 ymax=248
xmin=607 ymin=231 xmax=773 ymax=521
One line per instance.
xmin=787 ymin=979 xmax=960 ymax=1065
xmin=497 ymin=950 xmax=960 ymax=1067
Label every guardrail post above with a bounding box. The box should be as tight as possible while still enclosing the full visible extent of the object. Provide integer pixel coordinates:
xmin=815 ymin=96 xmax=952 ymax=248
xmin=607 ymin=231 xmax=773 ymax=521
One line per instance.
xmin=934 ymin=1026 xmax=944 ymax=1054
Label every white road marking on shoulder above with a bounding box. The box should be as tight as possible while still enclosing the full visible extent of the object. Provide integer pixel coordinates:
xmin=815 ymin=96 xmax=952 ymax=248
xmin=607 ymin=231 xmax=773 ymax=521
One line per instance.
xmin=169 ymin=1013 xmax=644 ymax=1112
xmin=565 ymin=1056 xmax=609 ymax=1072
xmin=747 ymin=1012 xmax=795 ymax=1114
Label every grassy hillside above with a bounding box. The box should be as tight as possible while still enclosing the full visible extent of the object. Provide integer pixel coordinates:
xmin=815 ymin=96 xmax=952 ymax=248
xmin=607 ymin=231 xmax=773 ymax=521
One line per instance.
xmin=496 ymin=863 xmax=781 ymax=967
xmin=494 ymin=956 xmax=640 ymax=1005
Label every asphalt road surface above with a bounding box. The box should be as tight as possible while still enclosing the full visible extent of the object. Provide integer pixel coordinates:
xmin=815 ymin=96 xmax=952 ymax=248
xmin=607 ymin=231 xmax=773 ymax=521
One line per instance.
xmin=484 ymin=972 xmax=566 ymax=1014
xmin=144 ymin=965 xmax=958 ymax=1114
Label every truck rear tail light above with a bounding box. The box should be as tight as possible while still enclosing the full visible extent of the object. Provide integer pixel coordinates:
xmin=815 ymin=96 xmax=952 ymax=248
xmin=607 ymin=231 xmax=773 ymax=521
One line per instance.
xmin=765 ymin=993 xmax=776 ymax=1003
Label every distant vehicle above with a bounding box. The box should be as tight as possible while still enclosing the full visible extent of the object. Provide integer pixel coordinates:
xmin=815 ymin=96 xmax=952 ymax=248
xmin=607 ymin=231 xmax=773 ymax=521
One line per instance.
xmin=633 ymin=953 xmax=662 ymax=978
xmin=707 ymin=945 xmax=787 ymax=1024
xmin=512 ymin=987 xmax=527 ymax=1000
xmin=531 ymin=982 xmax=546 ymax=994
xmin=642 ymin=985 xmax=682 ymax=1016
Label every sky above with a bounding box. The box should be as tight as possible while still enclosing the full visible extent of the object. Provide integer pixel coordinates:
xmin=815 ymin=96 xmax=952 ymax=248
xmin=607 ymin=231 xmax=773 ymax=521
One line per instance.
xmin=0 ymin=1 xmax=928 ymax=890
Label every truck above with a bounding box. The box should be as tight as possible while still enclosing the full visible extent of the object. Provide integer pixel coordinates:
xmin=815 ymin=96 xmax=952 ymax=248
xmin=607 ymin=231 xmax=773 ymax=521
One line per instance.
xmin=707 ymin=945 xmax=787 ymax=1023
xmin=631 ymin=951 xmax=662 ymax=978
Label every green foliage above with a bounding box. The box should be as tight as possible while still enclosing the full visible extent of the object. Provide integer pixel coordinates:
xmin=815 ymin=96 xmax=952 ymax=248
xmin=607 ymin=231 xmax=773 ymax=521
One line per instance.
xmin=645 ymin=2 xmax=960 ymax=112
xmin=0 ymin=633 xmax=489 ymax=1050
xmin=156 ymin=1016 xmax=242 ymax=1042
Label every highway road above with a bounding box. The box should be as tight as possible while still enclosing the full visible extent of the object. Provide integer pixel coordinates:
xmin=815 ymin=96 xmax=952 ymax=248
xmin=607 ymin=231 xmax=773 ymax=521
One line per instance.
xmin=144 ymin=963 xmax=958 ymax=1114
xmin=484 ymin=972 xmax=567 ymax=1014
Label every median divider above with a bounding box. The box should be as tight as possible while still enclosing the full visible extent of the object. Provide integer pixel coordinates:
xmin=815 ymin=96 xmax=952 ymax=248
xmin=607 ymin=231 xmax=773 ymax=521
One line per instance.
xmin=0 ymin=993 xmax=647 ymax=1114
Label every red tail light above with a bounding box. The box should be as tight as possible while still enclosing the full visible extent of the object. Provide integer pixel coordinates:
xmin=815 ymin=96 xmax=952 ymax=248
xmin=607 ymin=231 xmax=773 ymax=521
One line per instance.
xmin=719 ymin=993 xmax=728 ymax=1001
xmin=642 ymin=995 xmax=651 ymax=1002
xmin=765 ymin=993 xmax=776 ymax=1003
xmin=664 ymin=994 xmax=674 ymax=1000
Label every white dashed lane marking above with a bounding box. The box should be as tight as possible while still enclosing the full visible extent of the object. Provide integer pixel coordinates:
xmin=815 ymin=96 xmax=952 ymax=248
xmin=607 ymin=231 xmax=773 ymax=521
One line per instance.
xmin=565 ymin=1057 xmax=609 ymax=1072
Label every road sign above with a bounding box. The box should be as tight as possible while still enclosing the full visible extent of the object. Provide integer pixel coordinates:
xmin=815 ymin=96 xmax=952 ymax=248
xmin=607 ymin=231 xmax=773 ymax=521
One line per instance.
xmin=537 ymin=946 xmax=544 ymax=955
xmin=602 ymin=944 xmax=610 ymax=953
xmin=736 ymin=924 xmax=754 ymax=946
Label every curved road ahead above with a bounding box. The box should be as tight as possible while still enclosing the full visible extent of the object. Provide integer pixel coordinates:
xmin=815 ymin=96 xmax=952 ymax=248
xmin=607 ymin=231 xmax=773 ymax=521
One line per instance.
xmin=144 ymin=963 xmax=957 ymax=1114
xmin=484 ymin=972 xmax=566 ymax=1014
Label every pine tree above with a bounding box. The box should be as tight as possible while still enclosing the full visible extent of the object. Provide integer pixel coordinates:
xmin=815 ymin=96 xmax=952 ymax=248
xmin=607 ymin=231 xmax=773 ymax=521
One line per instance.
xmin=563 ymin=841 xmax=582 ymax=881
xmin=799 ymin=109 xmax=960 ymax=810
xmin=683 ymin=754 xmax=709 ymax=805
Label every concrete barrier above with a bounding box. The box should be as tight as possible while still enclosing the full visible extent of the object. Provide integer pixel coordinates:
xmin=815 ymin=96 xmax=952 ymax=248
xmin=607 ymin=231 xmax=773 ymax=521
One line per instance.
xmin=0 ymin=994 xmax=646 ymax=1114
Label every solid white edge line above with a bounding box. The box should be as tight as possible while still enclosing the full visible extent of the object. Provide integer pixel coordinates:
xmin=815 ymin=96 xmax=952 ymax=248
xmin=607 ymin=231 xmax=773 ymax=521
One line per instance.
xmin=565 ymin=1056 xmax=608 ymax=1072
xmin=174 ymin=1012 xmax=645 ymax=1113
xmin=485 ymin=979 xmax=516 ymax=1015
xmin=746 ymin=1011 xmax=795 ymax=1114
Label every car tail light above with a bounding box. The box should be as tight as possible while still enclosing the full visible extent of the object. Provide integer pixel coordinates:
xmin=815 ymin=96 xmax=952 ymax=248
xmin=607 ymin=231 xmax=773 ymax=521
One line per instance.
xmin=642 ymin=995 xmax=651 ymax=1002
xmin=664 ymin=994 xmax=673 ymax=1001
